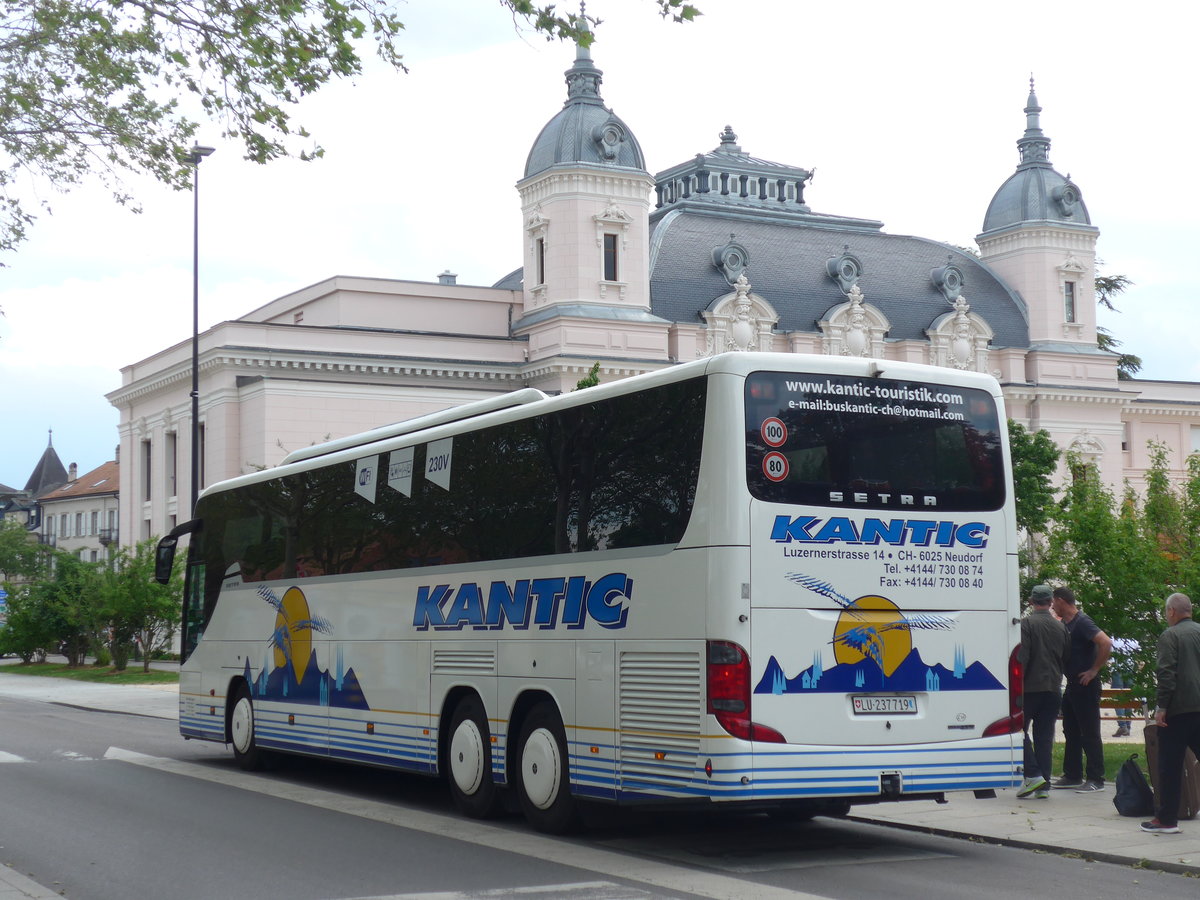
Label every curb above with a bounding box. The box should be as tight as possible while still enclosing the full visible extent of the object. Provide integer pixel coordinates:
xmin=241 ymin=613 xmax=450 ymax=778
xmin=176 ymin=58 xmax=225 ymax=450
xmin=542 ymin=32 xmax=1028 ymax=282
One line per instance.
xmin=851 ymin=813 xmax=1200 ymax=877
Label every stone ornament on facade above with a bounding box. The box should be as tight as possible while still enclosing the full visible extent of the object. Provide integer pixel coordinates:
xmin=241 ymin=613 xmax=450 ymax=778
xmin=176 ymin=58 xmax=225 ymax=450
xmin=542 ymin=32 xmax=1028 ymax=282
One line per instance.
xmin=826 ymin=246 xmax=863 ymax=296
xmin=591 ymin=118 xmax=627 ymax=161
xmin=711 ymin=234 xmax=749 ymax=285
xmin=702 ymin=272 xmax=779 ymax=355
xmin=930 ymin=261 xmax=965 ymax=303
xmin=1052 ymin=180 xmax=1083 ymax=217
xmin=925 ymin=295 xmax=994 ymax=371
xmin=818 ymin=284 xmax=890 ymax=358
xmin=594 ymin=200 xmax=632 ymax=249
xmin=1069 ymin=430 xmax=1105 ymax=461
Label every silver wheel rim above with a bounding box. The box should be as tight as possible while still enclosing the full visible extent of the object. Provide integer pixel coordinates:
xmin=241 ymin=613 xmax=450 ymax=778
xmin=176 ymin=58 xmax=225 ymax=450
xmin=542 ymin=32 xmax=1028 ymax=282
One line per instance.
xmin=450 ymin=718 xmax=485 ymax=795
xmin=521 ymin=727 xmax=561 ymax=810
xmin=231 ymin=697 xmax=253 ymax=754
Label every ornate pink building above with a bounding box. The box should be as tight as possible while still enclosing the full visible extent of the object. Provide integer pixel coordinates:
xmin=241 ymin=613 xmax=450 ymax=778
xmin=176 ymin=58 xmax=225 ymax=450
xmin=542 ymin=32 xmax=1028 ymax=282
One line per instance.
xmin=107 ymin=47 xmax=1199 ymax=544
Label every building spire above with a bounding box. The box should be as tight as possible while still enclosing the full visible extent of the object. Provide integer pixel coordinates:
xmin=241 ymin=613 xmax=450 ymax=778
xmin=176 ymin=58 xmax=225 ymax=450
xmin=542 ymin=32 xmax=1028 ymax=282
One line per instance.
xmin=1017 ymin=75 xmax=1051 ymax=168
xmin=564 ymin=4 xmax=604 ymax=105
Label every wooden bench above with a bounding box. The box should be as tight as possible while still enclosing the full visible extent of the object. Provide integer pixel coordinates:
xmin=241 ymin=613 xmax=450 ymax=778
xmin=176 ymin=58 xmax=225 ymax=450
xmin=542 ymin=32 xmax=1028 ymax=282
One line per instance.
xmin=1099 ymin=687 xmax=1145 ymax=721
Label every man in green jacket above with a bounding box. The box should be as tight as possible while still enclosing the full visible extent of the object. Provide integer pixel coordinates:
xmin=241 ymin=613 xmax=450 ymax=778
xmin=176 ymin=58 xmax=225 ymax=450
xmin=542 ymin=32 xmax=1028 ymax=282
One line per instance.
xmin=1017 ymin=584 xmax=1070 ymax=799
xmin=1142 ymin=593 xmax=1200 ymax=834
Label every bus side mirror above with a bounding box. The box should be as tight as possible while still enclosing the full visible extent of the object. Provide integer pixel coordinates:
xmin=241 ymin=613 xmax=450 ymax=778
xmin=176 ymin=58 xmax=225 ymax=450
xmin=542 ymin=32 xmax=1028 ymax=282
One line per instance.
xmin=155 ymin=519 xmax=202 ymax=584
xmin=154 ymin=536 xmax=178 ymax=585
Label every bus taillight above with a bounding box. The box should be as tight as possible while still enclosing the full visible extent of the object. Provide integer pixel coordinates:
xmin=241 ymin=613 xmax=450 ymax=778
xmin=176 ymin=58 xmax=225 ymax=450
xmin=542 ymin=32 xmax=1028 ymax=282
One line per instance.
xmin=706 ymin=641 xmax=785 ymax=743
xmin=983 ymin=645 xmax=1023 ymax=737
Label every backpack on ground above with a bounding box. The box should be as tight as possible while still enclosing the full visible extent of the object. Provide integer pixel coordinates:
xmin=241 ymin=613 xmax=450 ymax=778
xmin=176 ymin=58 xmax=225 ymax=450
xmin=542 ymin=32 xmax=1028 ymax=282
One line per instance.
xmin=1113 ymin=752 xmax=1154 ymax=817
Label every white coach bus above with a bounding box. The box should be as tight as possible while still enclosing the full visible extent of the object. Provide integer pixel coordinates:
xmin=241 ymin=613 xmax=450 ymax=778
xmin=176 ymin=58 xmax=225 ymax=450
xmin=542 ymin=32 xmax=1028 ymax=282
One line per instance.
xmin=156 ymin=352 xmax=1022 ymax=832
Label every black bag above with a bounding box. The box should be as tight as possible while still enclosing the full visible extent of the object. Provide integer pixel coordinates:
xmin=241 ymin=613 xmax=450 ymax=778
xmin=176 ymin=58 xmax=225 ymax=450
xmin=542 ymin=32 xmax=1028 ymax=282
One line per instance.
xmin=1113 ymin=752 xmax=1155 ymax=817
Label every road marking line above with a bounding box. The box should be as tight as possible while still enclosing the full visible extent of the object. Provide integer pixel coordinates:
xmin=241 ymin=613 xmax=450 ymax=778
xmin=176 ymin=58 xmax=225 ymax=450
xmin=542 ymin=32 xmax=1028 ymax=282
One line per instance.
xmin=343 ymin=881 xmax=663 ymax=899
xmin=0 ymin=751 xmax=28 ymax=763
xmin=105 ymin=747 xmax=832 ymax=900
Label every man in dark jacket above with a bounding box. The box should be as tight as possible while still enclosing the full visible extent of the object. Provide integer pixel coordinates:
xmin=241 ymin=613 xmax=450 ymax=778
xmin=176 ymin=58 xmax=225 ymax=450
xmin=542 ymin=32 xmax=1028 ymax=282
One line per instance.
xmin=1017 ymin=584 xmax=1070 ymax=798
xmin=1142 ymin=593 xmax=1200 ymax=834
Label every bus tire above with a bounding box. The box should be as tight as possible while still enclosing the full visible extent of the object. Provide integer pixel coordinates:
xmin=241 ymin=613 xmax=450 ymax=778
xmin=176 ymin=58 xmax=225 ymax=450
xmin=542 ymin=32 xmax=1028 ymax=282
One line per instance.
xmin=515 ymin=701 xmax=578 ymax=834
xmin=229 ymin=684 xmax=266 ymax=771
xmin=447 ymin=695 xmax=502 ymax=819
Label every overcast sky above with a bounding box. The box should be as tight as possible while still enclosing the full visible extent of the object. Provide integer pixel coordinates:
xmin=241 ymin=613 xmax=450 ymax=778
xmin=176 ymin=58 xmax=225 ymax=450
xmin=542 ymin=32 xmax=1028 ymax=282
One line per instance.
xmin=1 ymin=0 xmax=1196 ymax=487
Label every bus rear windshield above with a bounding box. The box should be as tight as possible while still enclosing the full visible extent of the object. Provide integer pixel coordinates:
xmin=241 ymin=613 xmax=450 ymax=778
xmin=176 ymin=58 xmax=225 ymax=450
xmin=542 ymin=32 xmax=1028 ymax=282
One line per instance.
xmin=745 ymin=371 xmax=1005 ymax=512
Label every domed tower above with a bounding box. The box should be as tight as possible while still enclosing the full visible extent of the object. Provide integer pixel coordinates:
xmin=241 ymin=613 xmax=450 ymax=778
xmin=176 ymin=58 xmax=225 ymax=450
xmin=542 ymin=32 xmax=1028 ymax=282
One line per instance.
xmin=979 ymin=81 xmax=1122 ymax=484
xmin=514 ymin=28 xmax=663 ymax=388
xmin=977 ymin=80 xmax=1100 ymax=350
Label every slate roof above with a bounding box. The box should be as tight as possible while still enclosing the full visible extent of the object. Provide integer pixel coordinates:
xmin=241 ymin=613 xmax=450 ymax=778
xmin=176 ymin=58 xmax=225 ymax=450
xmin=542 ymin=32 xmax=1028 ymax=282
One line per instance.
xmin=648 ymin=208 xmax=1029 ymax=349
xmin=23 ymin=440 xmax=68 ymax=495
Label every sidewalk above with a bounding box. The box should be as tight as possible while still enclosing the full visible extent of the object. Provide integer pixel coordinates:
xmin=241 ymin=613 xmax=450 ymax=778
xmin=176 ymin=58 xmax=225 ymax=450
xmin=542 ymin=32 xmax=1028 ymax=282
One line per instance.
xmin=852 ymin=715 xmax=1199 ymax=876
xmin=0 ymin=665 xmax=178 ymax=719
xmin=1 ymin=669 xmax=1197 ymax=890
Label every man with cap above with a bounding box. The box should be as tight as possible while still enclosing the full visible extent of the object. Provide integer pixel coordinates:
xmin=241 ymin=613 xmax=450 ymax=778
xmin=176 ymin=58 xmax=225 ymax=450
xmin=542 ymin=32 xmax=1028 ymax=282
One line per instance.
xmin=1017 ymin=584 xmax=1070 ymax=798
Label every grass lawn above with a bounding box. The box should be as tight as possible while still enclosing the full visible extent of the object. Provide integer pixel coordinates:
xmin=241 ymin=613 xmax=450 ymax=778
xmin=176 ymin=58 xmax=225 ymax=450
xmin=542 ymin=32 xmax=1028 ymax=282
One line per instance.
xmin=1051 ymin=738 xmax=1148 ymax=782
xmin=0 ymin=661 xmax=178 ymax=685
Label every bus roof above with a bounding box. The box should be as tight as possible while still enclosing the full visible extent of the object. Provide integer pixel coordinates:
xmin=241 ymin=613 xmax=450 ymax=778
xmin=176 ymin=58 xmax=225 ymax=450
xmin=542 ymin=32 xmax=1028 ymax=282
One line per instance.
xmin=200 ymin=352 xmax=1003 ymax=501
xmin=279 ymin=387 xmax=550 ymax=466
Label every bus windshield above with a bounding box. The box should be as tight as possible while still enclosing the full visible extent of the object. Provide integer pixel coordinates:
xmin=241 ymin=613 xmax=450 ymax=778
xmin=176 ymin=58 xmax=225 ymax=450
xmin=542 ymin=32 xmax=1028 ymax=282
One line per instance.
xmin=745 ymin=371 xmax=1005 ymax=512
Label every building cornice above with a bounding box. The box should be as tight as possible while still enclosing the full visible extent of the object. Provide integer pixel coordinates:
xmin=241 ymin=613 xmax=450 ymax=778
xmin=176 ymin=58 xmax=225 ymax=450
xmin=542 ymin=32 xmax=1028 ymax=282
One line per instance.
xmin=520 ymin=354 xmax=670 ymax=385
xmin=1127 ymin=399 xmax=1200 ymax=418
xmin=108 ymin=343 xmax=529 ymax=407
xmin=1001 ymin=383 xmax=1134 ymax=406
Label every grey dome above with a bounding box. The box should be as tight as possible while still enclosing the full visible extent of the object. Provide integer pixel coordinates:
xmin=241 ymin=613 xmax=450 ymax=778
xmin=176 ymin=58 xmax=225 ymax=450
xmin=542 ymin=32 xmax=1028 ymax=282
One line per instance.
xmin=982 ymin=81 xmax=1091 ymax=233
xmin=523 ymin=40 xmax=645 ymax=178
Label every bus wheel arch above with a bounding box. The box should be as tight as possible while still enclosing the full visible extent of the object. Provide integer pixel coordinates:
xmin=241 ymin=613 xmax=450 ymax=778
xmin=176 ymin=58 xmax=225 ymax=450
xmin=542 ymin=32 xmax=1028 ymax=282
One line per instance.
xmin=512 ymin=696 xmax=579 ymax=834
xmin=443 ymin=690 xmax=503 ymax=819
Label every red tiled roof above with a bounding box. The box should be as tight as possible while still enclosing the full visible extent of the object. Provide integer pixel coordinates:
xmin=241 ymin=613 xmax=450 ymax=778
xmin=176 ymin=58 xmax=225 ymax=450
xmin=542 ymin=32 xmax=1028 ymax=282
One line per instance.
xmin=37 ymin=461 xmax=120 ymax=503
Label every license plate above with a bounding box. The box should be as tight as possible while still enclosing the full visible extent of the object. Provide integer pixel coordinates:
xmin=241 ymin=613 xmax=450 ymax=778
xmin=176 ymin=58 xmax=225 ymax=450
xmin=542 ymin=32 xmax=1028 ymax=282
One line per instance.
xmin=852 ymin=695 xmax=917 ymax=715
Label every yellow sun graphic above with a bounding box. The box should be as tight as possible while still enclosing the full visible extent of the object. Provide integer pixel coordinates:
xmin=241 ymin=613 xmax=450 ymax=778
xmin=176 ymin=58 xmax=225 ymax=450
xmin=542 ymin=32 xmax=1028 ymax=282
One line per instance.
xmin=273 ymin=586 xmax=313 ymax=683
xmin=832 ymin=595 xmax=913 ymax=677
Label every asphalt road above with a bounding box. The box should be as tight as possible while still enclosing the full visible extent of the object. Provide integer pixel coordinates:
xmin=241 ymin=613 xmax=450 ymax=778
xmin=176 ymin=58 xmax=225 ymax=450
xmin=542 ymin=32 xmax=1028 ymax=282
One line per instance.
xmin=1 ymin=691 xmax=1196 ymax=900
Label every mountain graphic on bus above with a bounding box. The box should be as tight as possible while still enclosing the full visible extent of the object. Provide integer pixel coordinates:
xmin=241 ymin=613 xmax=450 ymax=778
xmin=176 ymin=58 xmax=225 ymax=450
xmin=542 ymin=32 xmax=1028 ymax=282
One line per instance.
xmin=242 ymin=648 xmax=370 ymax=709
xmin=752 ymin=572 xmax=1004 ymax=695
xmin=244 ymin=585 xmax=371 ymax=710
xmin=754 ymin=648 xmax=1003 ymax=695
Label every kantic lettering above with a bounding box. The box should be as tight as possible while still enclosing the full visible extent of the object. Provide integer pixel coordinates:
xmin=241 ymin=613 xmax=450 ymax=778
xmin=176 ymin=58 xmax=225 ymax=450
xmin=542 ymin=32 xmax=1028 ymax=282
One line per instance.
xmin=769 ymin=516 xmax=989 ymax=549
xmin=413 ymin=572 xmax=632 ymax=631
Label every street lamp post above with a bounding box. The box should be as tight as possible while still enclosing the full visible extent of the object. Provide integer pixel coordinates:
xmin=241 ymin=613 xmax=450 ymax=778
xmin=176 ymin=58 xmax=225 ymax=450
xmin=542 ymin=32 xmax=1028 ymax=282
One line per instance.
xmin=189 ymin=143 xmax=215 ymax=517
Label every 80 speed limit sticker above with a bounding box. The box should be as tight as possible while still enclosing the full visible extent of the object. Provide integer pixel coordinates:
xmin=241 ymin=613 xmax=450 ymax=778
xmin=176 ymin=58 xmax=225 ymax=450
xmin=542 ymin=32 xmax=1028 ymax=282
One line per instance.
xmin=762 ymin=451 xmax=789 ymax=482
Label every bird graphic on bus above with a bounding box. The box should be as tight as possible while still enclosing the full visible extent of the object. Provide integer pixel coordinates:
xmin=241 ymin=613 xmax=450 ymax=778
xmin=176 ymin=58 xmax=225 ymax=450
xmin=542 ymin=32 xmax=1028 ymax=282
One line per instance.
xmin=244 ymin=585 xmax=369 ymax=709
xmin=753 ymin=573 xmax=1003 ymax=694
xmin=258 ymin=584 xmax=333 ymax=682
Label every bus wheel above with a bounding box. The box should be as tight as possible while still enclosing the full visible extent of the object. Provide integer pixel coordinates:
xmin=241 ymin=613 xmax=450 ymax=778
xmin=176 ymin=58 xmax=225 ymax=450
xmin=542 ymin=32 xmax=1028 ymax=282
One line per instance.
xmin=229 ymin=684 xmax=265 ymax=771
xmin=447 ymin=695 xmax=502 ymax=819
xmin=515 ymin=701 xmax=578 ymax=834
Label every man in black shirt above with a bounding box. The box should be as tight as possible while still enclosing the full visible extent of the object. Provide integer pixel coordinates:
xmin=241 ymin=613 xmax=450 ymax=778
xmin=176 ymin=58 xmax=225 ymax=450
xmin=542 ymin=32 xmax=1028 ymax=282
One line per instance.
xmin=1051 ymin=586 xmax=1112 ymax=792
